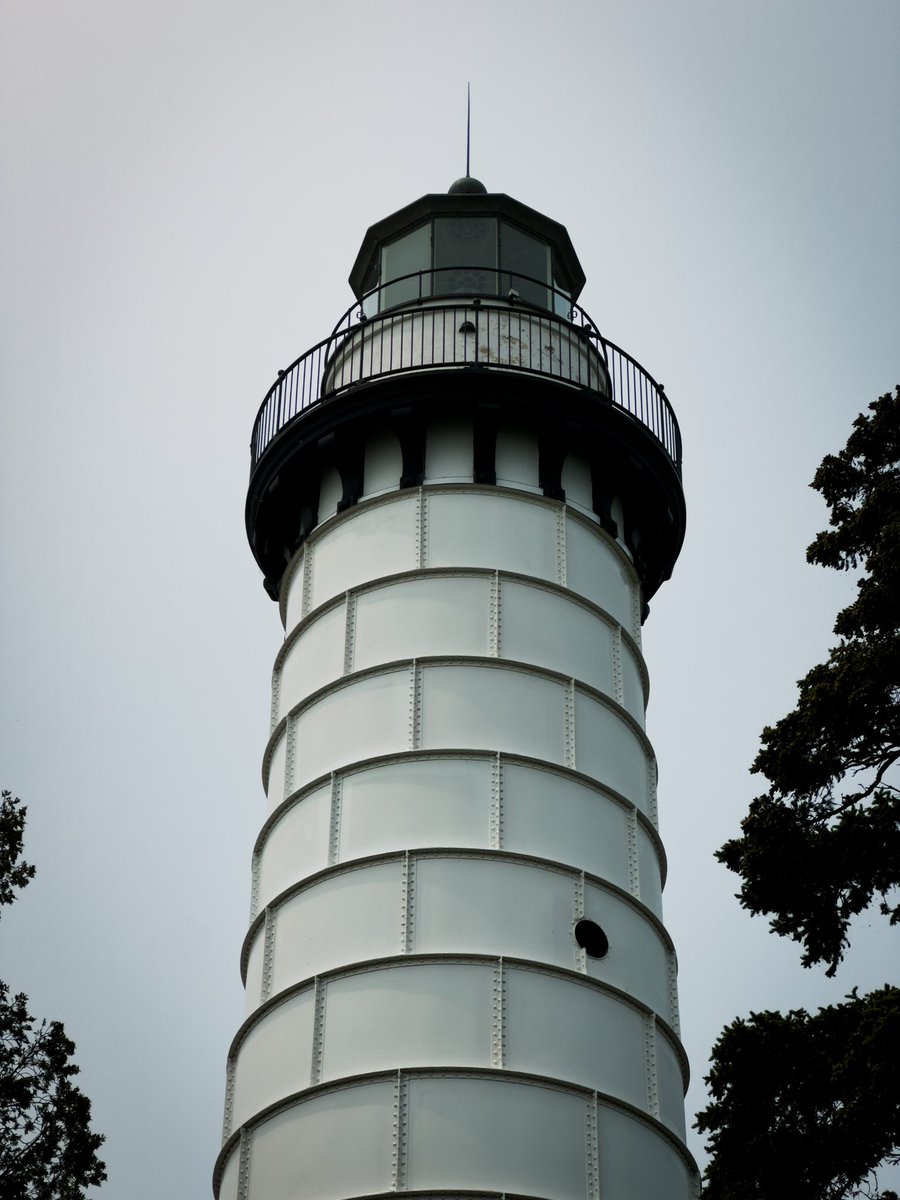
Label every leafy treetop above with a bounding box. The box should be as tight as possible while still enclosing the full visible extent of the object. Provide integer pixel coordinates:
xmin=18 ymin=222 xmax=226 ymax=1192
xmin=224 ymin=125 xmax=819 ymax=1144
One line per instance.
xmin=696 ymin=986 xmax=900 ymax=1200
xmin=718 ymin=388 xmax=900 ymax=975
xmin=0 ymin=791 xmax=35 ymax=912
xmin=0 ymin=792 xmax=106 ymax=1198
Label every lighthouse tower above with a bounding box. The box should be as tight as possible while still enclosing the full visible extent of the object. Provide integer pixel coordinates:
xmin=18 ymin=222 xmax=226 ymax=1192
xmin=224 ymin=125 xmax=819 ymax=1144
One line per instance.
xmin=215 ymin=178 xmax=696 ymax=1200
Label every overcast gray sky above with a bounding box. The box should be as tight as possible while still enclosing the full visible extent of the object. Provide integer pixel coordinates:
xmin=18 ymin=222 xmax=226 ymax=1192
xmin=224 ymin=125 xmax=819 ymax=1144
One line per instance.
xmin=2 ymin=1 xmax=898 ymax=1196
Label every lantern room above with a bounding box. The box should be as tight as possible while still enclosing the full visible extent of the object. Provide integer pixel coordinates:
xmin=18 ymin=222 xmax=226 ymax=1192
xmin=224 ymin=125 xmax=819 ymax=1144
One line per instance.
xmin=350 ymin=176 xmax=587 ymax=317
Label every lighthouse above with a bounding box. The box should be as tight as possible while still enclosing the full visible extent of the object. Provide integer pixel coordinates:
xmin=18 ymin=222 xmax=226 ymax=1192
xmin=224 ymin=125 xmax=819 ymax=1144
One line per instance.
xmin=215 ymin=177 xmax=696 ymax=1200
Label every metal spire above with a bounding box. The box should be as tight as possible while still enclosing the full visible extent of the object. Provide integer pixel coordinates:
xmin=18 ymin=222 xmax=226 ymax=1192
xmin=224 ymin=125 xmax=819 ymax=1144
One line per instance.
xmin=466 ymin=82 xmax=471 ymax=177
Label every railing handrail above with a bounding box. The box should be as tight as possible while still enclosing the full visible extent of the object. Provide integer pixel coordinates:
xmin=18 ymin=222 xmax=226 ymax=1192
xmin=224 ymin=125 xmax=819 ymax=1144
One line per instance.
xmin=330 ymin=266 xmax=603 ymax=347
xmin=601 ymin=337 xmax=682 ymax=469
xmin=249 ymin=293 xmax=681 ymax=477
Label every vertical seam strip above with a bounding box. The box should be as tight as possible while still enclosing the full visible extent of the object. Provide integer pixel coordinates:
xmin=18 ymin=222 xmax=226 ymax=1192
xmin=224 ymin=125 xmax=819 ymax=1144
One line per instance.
xmin=648 ymin=754 xmax=659 ymax=828
xmin=574 ymin=871 xmax=586 ymax=974
xmin=489 ymin=753 xmax=502 ymax=850
xmin=612 ymin=624 xmax=624 ymax=707
xmin=284 ymin=717 xmax=296 ymax=804
xmin=400 ymin=851 xmax=415 ymax=954
xmin=491 ymin=958 xmax=506 ymax=1068
xmin=260 ymin=908 xmax=276 ymax=1004
xmin=249 ymin=849 xmax=262 ymax=924
xmin=556 ymin=503 xmax=567 ymax=587
xmin=416 ymin=489 xmax=427 ymax=569
xmin=489 ymin=569 xmax=501 ymax=657
xmin=301 ymin=546 xmax=312 ymax=619
xmin=328 ymin=774 xmax=342 ymax=867
xmin=668 ymin=950 xmax=681 ymax=1036
xmin=631 ymin=577 xmax=642 ymax=643
xmin=565 ymin=680 xmax=577 ymax=770
xmin=222 ymin=1056 xmax=236 ymax=1143
xmin=391 ymin=1070 xmax=408 ymax=1191
xmin=409 ymin=662 xmax=422 ymax=750
xmin=270 ymin=665 xmax=281 ymax=734
xmin=343 ymin=590 xmax=356 ymax=675
xmin=644 ymin=1012 xmax=660 ymax=1119
xmin=586 ymin=1092 xmax=600 ymax=1200
xmin=310 ymin=977 xmax=326 ymax=1085
xmin=236 ymin=1128 xmax=252 ymax=1200
xmin=626 ymin=806 xmax=640 ymax=900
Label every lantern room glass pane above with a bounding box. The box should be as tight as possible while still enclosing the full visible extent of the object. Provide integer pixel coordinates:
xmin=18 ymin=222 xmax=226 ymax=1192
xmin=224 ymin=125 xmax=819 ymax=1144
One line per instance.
xmin=361 ymin=260 xmax=380 ymax=317
xmin=500 ymin=222 xmax=550 ymax=309
xmin=552 ymin=255 xmax=574 ymax=318
xmin=380 ymin=223 xmax=432 ymax=310
xmin=433 ymin=217 xmax=498 ymax=296
xmin=553 ymin=279 xmax=573 ymax=318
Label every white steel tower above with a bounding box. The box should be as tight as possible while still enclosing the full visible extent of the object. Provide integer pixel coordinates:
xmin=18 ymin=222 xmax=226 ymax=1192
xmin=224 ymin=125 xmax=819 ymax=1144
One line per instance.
xmin=216 ymin=177 xmax=696 ymax=1200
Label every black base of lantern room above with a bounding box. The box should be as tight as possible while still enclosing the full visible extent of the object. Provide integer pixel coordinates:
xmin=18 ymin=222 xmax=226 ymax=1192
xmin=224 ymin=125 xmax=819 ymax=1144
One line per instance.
xmin=245 ymin=366 xmax=685 ymax=618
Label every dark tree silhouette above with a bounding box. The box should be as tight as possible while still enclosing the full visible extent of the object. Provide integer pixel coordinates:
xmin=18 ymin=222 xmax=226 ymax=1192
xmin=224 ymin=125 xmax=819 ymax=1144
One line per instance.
xmin=0 ymin=791 xmax=106 ymax=1198
xmin=697 ymin=988 xmax=900 ymax=1200
xmin=696 ymin=390 xmax=900 ymax=1199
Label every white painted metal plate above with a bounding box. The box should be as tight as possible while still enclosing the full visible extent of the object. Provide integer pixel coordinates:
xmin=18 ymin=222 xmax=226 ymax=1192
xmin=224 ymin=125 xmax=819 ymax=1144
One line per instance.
xmin=265 ymin=733 xmax=287 ymax=810
xmin=230 ymin=987 xmax=316 ymax=1132
xmin=583 ymin=880 xmax=671 ymax=1020
xmin=269 ymin=860 xmax=403 ymax=991
xmin=574 ymin=691 xmax=651 ymax=811
xmin=620 ymin=641 xmax=647 ymax=722
xmin=216 ymin=1144 xmax=240 ymax=1200
xmin=499 ymin=579 xmax=614 ymax=694
xmin=277 ymin=602 xmax=346 ymax=721
xmin=505 ymin=967 xmax=647 ymax=1107
xmin=338 ymin=757 xmax=491 ymax=860
xmin=502 ymin=762 xmax=631 ymax=889
xmin=255 ymin=784 xmax=331 ymax=912
xmin=420 ymin=662 xmax=566 ymax=764
xmin=352 ymin=575 xmax=491 ymax=670
xmin=597 ymin=1104 xmax=696 ymax=1199
xmin=244 ymin=932 xmax=265 ymax=1015
xmin=636 ymin=822 xmax=664 ymax=916
xmin=412 ymin=856 xmax=576 ymax=967
xmin=426 ymin=490 xmax=559 ymax=579
xmin=308 ymin=497 xmax=418 ymax=611
xmin=290 ymin=668 xmax=411 ymax=792
xmin=657 ymin=1029 xmax=689 ymax=1138
xmin=321 ymin=962 xmax=493 ymax=1080
xmin=565 ymin=515 xmax=638 ymax=635
xmin=405 ymin=1075 xmax=588 ymax=1198
xmin=281 ymin=548 xmax=306 ymax=633
xmin=246 ymin=1081 xmax=394 ymax=1200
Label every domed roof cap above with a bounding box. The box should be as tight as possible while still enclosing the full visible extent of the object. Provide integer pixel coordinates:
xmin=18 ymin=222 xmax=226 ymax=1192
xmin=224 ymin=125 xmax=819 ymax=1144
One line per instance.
xmin=448 ymin=175 xmax=488 ymax=195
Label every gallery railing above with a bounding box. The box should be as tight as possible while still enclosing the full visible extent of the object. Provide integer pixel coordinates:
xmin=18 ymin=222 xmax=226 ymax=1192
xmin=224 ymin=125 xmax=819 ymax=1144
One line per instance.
xmin=250 ymin=270 xmax=681 ymax=474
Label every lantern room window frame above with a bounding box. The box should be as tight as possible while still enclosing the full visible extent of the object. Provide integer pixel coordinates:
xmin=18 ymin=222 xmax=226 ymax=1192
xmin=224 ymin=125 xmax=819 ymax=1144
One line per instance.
xmin=363 ymin=216 xmax=573 ymax=318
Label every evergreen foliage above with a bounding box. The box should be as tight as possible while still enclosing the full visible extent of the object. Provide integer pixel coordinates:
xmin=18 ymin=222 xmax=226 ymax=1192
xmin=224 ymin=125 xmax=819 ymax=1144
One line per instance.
xmin=0 ymin=791 xmax=106 ymax=1198
xmin=718 ymin=389 xmax=900 ymax=974
xmin=697 ymin=390 xmax=900 ymax=1199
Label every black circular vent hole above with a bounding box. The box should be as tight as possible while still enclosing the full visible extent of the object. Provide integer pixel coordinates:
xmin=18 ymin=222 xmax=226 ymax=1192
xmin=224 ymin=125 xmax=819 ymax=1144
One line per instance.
xmin=574 ymin=918 xmax=609 ymax=959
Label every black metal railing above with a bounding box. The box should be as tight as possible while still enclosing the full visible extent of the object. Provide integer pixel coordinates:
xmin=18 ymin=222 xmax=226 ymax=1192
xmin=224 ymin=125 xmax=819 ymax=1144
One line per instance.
xmin=250 ymin=271 xmax=681 ymax=474
xmin=341 ymin=267 xmax=591 ymax=331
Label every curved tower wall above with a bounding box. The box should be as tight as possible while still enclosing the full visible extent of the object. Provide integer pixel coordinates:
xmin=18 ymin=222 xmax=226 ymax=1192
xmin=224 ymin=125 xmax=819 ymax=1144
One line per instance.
xmin=216 ymin=415 xmax=698 ymax=1200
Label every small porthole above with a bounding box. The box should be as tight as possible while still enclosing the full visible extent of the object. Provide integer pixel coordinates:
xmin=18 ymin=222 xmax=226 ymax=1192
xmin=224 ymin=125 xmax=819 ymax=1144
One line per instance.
xmin=574 ymin=918 xmax=609 ymax=959
xmin=458 ymin=320 xmax=477 ymax=334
